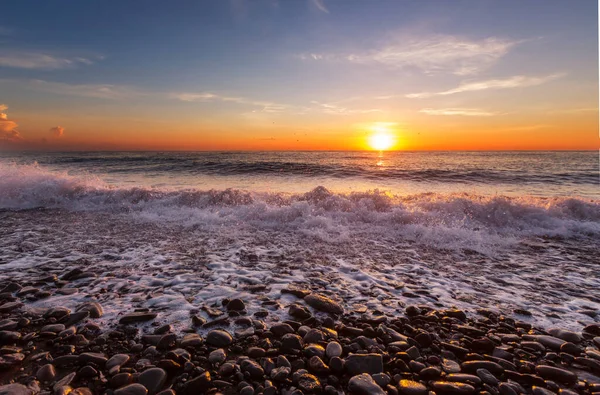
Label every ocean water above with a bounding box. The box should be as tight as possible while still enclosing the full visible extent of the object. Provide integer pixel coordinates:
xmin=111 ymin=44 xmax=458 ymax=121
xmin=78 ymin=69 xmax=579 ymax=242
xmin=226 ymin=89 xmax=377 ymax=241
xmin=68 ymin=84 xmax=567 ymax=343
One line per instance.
xmin=0 ymin=151 xmax=599 ymax=331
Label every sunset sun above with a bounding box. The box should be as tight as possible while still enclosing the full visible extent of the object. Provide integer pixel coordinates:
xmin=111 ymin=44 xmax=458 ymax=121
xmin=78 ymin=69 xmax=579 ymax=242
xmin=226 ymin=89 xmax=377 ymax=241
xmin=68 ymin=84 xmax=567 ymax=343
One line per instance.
xmin=368 ymin=124 xmax=396 ymax=151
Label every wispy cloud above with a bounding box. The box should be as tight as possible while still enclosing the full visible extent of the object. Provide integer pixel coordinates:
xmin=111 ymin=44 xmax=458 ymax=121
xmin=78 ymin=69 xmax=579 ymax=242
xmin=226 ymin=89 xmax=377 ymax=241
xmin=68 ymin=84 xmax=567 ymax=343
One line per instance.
xmin=22 ymin=79 xmax=143 ymax=99
xmin=301 ymin=34 xmax=520 ymax=75
xmin=420 ymin=108 xmax=497 ymax=116
xmin=0 ymin=104 xmax=22 ymax=143
xmin=311 ymin=0 xmax=329 ymax=13
xmin=172 ymin=92 xmax=288 ymax=113
xmin=407 ymin=73 xmax=565 ymax=98
xmin=0 ymin=51 xmax=101 ymax=70
xmin=310 ymin=101 xmax=382 ymax=115
xmin=500 ymin=124 xmax=554 ymax=132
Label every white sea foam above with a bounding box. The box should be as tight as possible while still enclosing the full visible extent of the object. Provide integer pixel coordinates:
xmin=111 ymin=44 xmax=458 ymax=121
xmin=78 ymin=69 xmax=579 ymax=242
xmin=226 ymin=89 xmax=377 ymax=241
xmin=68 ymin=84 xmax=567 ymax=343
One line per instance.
xmin=1 ymin=162 xmax=599 ymax=332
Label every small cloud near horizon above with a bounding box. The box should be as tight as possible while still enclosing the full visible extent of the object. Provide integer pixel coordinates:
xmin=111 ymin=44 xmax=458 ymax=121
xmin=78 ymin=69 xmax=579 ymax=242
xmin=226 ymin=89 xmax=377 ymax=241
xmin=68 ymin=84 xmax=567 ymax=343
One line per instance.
xmin=0 ymin=104 xmax=22 ymax=143
xmin=50 ymin=126 xmax=65 ymax=137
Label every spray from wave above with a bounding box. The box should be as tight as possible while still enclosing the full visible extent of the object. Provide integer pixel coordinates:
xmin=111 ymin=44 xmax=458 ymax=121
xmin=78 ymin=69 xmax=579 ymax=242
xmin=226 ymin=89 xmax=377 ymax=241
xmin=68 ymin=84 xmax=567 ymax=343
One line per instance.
xmin=1 ymin=162 xmax=599 ymax=254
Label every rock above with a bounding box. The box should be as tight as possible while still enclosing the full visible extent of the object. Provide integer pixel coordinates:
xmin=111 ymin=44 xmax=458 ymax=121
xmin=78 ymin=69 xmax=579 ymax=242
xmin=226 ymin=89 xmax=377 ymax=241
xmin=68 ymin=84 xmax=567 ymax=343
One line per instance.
xmin=206 ymin=329 xmax=232 ymax=347
xmin=181 ymin=372 xmax=212 ymax=395
xmin=271 ymin=323 xmax=295 ymax=336
xmin=157 ymin=333 xmax=177 ymax=350
xmin=442 ymin=359 xmax=462 ymax=373
xmin=304 ymin=343 xmax=326 ymax=358
xmin=0 ymin=331 xmax=21 ymax=344
xmin=78 ymin=365 xmax=98 ymax=378
xmin=525 ymin=335 xmax=566 ymax=351
xmin=447 ymin=374 xmax=482 ymax=386
xmin=241 ymin=359 xmax=264 ymax=379
xmin=431 ymin=381 xmax=476 ymax=395
xmin=548 ymin=328 xmax=582 ymax=343
xmin=308 ymin=356 xmax=329 ymax=374
xmin=476 ymin=368 xmax=498 ymax=386
xmin=535 ymin=365 xmax=577 ymax=385
xmin=304 ymin=293 xmax=344 ymax=314
xmin=111 ymin=373 xmax=134 ymax=388
xmin=41 ymin=323 xmax=65 ymax=333
xmin=226 ymin=298 xmax=245 ymax=311
xmin=79 ymin=352 xmax=108 ymax=365
xmin=63 ymin=311 xmax=90 ymax=326
xmin=208 ymin=348 xmax=226 ymax=365
xmin=281 ymin=333 xmax=303 ymax=351
xmin=583 ymin=324 xmax=600 ymax=336
xmin=271 ymin=366 xmax=291 ymax=381
xmin=0 ymin=320 xmax=18 ymax=331
xmin=114 ymin=384 xmax=148 ymax=395
xmin=281 ymin=287 xmax=311 ymax=298
xmin=0 ymin=283 xmax=21 ymax=294
xmin=461 ymin=360 xmax=504 ymax=375
xmin=106 ymin=354 xmax=130 ymax=375
xmin=36 ymin=364 xmax=56 ymax=381
xmin=297 ymin=373 xmax=321 ymax=393
xmin=560 ymin=342 xmax=582 ymax=356
xmin=397 ymin=379 xmax=428 ymax=395
xmin=0 ymin=383 xmax=35 ymax=395
xmin=348 ymin=373 xmax=386 ymax=395
xmin=119 ymin=312 xmax=157 ymax=324
xmin=498 ymin=383 xmax=518 ymax=395
xmin=326 ymin=341 xmax=342 ymax=358
xmin=289 ymin=304 xmax=312 ymax=319
xmin=138 ymin=368 xmax=167 ymax=395
xmin=532 ymin=387 xmax=556 ymax=395
xmin=345 ymin=353 xmax=383 ymax=375
xmin=180 ymin=333 xmax=203 ymax=347
xmin=0 ymin=302 xmax=23 ymax=313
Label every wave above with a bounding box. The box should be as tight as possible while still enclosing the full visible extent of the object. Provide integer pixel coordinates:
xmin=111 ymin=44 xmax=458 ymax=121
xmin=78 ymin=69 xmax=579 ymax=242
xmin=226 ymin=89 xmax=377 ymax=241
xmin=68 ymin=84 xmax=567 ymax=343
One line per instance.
xmin=1 ymin=162 xmax=599 ymax=248
xmin=12 ymin=154 xmax=597 ymax=184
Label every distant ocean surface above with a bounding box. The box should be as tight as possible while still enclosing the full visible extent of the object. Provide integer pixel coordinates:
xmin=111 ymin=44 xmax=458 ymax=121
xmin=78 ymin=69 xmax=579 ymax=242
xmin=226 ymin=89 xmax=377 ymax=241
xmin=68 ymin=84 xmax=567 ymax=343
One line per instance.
xmin=0 ymin=150 xmax=598 ymax=196
xmin=1 ymin=150 xmax=599 ymax=331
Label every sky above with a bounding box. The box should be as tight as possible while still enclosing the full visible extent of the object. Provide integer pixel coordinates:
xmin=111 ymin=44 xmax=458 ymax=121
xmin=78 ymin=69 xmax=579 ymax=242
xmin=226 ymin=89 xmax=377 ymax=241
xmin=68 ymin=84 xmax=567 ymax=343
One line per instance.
xmin=0 ymin=0 xmax=598 ymax=151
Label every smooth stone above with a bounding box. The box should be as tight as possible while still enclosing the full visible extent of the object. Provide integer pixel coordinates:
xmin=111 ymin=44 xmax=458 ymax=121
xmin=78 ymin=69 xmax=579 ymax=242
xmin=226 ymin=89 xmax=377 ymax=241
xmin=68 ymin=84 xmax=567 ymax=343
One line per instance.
xmin=106 ymin=354 xmax=130 ymax=375
xmin=241 ymin=359 xmax=264 ymax=379
xmin=281 ymin=333 xmax=303 ymax=351
xmin=181 ymin=372 xmax=212 ymax=395
xmin=308 ymin=356 xmax=329 ymax=374
xmin=303 ymin=343 xmax=325 ymax=359
xmin=498 ymin=383 xmax=518 ymax=395
xmin=0 ymin=320 xmax=18 ymax=331
xmin=461 ymin=360 xmax=504 ymax=374
xmin=348 ymin=373 xmax=386 ymax=395
xmin=289 ymin=304 xmax=312 ymax=319
xmin=431 ymin=381 xmax=476 ymax=395
xmin=270 ymin=323 xmax=295 ymax=337
xmin=524 ymin=335 xmax=566 ymax=351
xmin=0 ymin=383 xmax=35 ymax=395
xmin=442 ymin=359 xmax=462 ymax=373
xmin=119 ymin=312 xmax=157 ymax=324
xmin=180 ymin=333 xmax=203 ymax=347
xmin=560 ymin=342 xmax=582 ymax=356
xmin=77 ymin=302 xmax=104 ymax=318
xmin=64 ymin=311 xmax=90 ymax=326
xmin=138 ymin=368 xmax=167 ymax=395
xmin=345 ymin=353 xmax=383 ymax=375
xmin=304 ymin=293 xmax=344 ymax=314
xmin=79 ymin=352 xmax=108 ymax=365
xmin=156 ymin=333 xmax=177 ymax=350
xmin=36 ymin=364 xmax=56 ymax=381
xmin=110 ymin=373 xmax=133 ymax=388
xmin=397 ymin=379 xmax=428 ymax=395
xmin=532 ymin=387 xmax=556 ymax=395
xmin=476 ymin=368 xmax=499 ymax=386
xmin=0 ymin=302 xmax=23 ymax=313
xmin=297 ymin=373 xmax=321 ymax=393
xmin=326 ymin=341 xmax=342 ymax=358
xmin=446 ymin=374 xmax=482 ymax=386
xmin=270 ymin=366 xmax=291 ymax=381
xmin=548 ymin=328 xmax=582 ymax=343
xmin=206 ymin=329 xmax=232 ymax=347
xmin=114 ymin=384 xmax=148 ymax=395
xmin=303 ymin=328 xmax=326 ymax=343
xmin=208 ymin=348 xmax=227 ymax=365
xmin=535 ymin=365 xmax=577 ymax=385
xmin=0 ymin=353 xmax=24 ymax=367
xmin=226 ymin=298 xmax=245 ymax=311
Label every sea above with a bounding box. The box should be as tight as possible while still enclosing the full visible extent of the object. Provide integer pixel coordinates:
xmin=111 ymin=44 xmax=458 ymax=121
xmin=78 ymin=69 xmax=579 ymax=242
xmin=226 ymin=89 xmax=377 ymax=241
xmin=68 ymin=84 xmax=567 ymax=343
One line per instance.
xmin=0 ymin=151 xmax=599 ymax=331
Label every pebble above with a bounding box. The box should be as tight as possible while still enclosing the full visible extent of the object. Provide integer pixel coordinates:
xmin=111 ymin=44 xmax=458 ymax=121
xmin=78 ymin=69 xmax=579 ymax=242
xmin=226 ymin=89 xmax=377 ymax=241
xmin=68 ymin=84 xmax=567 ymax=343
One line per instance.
xmin=0 ymin=383 xmax=35 ymax=395
xmin=36 ymin=363 xmax=56 ymax=381
xmin=304 ymin=293 xmax=344 ymax=314
xmin=297 ymin=373 xmax=321 ymax=393
xmin=106 ymin=354 xmax=130 ymax=375
xmin=114 ymin=383 xmax=149 ymax=395
xmin=325 ymin=341 xmax=342 ymax=358
xmin=181 ymin=371 xmax=212 ymax=394
xmin=345 ymin=353 xmax=383 ymax=375
xmin=206 ymin=329 xmax=233 ymax=346
xmin=548 ymin=328 xmax=582 ymax=343
xmin=138 ymin=367 xmax=167 ymax=395
xmin=397 ymin=379 xmax=428 ymax=395
xmin=208 ymin=348 xmax=227 ymax=365
xmin=180 ymin=333 xmax=203 ymax=347
xmin=348 ymin=373 xmax=386 ymax=395
xmin=431 ymin=381 xmax=476 ymax=395
xmin=535 ymin=365 xmax=577 ymax=385
xmin=119 ymin=312 xmax=157 ymax=324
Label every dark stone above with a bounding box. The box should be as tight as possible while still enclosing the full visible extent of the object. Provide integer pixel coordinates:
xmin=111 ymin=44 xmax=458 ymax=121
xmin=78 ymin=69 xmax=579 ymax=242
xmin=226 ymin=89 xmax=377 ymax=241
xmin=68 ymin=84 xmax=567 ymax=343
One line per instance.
xmin=345 ymin=353 xmax=383 ymax=375
xmin=181 ymin=372 xmax=212 ymax=395
xmin=138 ymin=368 xmax=167 ymax=395
xmin=535 ymin=365 xmax=577 ymax=385
xmin=431 ymin=381 xmax=475 ymax=395
xmin=397 ymin=379 xmax=428 ymax=395
xmin=206 ymin=329 xmax=233 ymax=347
xmin=119 ymin=312 xmax=157 ymax=324
xmin=348 ymin=373 xmax=386 ymax=395
xmin=304 ymin=294 xmax=344 ymax=315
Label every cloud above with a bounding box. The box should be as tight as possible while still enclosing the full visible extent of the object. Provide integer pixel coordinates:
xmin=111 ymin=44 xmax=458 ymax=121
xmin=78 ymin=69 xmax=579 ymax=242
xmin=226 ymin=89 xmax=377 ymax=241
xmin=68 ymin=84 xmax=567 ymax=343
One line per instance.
xmin=50 ymin=126 xmax=65 ymax=137
xmin=301 ymin=34 xmax=520 ymax=75
xmin=0 ymin=51 xmax=100 ymax=70
xmin=311 ymin=0 xmax=329 ymax=13
xmin=407 ymin=73 xmax=565 ymax=98
xmin=0 ymin=104 xmax=22 ymax=143
xmin=419 ymin=108 xmax=497 ymax=116
xmin=171 ymin=91 xmax=289 ymax=113
xmin=309 ymin=101 xmax=382 ymax=115
xmin=8 ymin=79 xmax=143 ymax=99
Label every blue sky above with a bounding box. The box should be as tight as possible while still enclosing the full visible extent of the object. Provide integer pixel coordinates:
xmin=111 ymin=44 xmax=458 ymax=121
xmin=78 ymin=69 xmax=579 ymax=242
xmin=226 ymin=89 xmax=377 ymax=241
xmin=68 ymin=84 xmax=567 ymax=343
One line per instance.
xmin=0 ymin=0 xmax=598 ymax=150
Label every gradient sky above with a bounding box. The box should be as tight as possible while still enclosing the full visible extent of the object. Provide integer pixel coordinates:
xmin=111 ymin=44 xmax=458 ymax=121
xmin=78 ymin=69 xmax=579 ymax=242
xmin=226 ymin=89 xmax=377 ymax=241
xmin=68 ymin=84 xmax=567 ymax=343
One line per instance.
xmin=0 ymin=0 xmax=598 ymax=150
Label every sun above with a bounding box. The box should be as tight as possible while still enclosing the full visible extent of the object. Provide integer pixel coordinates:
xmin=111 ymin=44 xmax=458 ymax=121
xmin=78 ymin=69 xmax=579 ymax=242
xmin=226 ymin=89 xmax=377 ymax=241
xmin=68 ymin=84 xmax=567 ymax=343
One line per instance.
xmin=368 ymin=124 xmax=396 ymax=151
